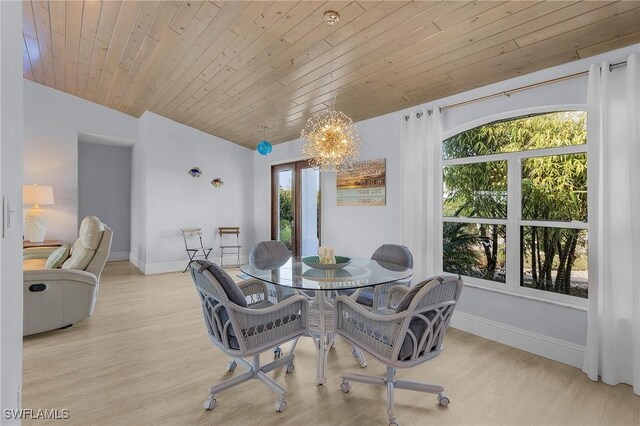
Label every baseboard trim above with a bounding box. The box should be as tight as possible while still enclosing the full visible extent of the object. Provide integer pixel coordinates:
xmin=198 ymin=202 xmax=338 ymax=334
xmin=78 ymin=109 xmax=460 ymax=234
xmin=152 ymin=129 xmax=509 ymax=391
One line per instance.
xmin=141 ymin=255 xmax=249 ymax=275
xmin=129 ymin=253 xmax=144 ymax=273
xmin=450 ymin=311 xmax=586 ymax=369
xmin=108 ymin=251 xmax=130 ymax=262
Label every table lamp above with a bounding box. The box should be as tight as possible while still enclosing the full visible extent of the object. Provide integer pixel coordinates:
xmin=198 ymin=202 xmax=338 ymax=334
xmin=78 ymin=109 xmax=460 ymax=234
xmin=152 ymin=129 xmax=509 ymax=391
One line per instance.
xmin=23 ymin=184 xmax=54 ymax=242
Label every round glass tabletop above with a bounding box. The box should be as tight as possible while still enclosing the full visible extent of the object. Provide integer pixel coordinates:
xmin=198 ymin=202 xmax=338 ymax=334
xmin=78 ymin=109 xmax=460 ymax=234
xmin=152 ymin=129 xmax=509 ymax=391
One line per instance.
xmin=240 ymin=256 xmax=413 ymax=291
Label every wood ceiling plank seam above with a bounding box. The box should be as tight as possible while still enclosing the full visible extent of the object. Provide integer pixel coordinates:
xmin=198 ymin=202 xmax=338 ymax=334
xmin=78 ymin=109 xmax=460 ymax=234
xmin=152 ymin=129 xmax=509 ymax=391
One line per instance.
xmin=328 ymin=1 xmax=464 ymax=61
xmin=225 ymin=2 xmax=333 ymax=72
xmin=338 ymin=1 xmax=583 ymax=96
xmin=302 ymin=6 xmax=604 ymax=123
xmin=85 ymin=0 xmax=123 ymax=102
xmin=148 ymin=9 xmax=272 ymax=115
xmin=104 ymin=0 xmax=165 ymax=108
xmin=31 ymin=0 xmax=56 ymax=87
xmin=270 ymin=22 xmax=443 ymax=106
xmin=515 ymin=0 xmax=640 ymax=48
xmin=220 ymin=0 xmax=430 ymax=105
xmin=183 ymin=35 xmax=333 ymax=119
xmin=354 ymin=1 xmax=382 ymax=12
xmin=74 ymin=0 xmax=102 ymax=99
xmin=93 ymin=1 xmax=143 ymax=104
xmin=23 ymin=34 xmax=45 ymax=85
xmin=178 ymin=1 xmax=384 ymax=125
xmin=208 ymin=1 xmax=300 ymax=76
xmin=111 ymin=36 xmax=161 ymax=111
xmin=239 ymin=2 xmax=465 ymax=112
xmin=577 ymin=30 xmax=640 ymax=59
xmin=268 ymin=1 xmax=567 ymax=111
xmin=117 ymin=1 xmax=185 ymax=110
xmin=153 ymin=2 xmax=268 ymax=117
xmin=84 ymin=39 xmax=110 ymax=102
xmin=51 ymin=29 xmax=66 ymax=91
xmin=179 ymin=1 xmax=363 ymax=121
xmin=64 ymin=0 xmax=83 ymax=96
xmin=48 ymin=0 xmax=65 ymax=34
xmin=47 ymin=1 xmax=66 ymax=88
xmin=273 ymin=1 xmax=540 ymax=106
xmin=169 ymin=0 xmax=206 ymax=34
xmin=147 ymin=1 xmax=183 ymax=42
xmin=120 ymin=34 xmax=184 ymax=113
xmin=447 ymin=8 xmax=640 ymax=82
xmin=205 ymin=81 xmax=285 ymax=129
xmin=103 ymin=65 xmax=131 ymax=108
xmin=320 ymin=1 xmax=407 ymax=50
xmin=345 ymin=37 xmax=522 ymax=97
xmin=190 ymin=0 xmax=306 ymax=98
xmin=23 ymin=1 xmax=38 ymax=39
xmin=117 ymin=1 xmax=163 ymax=72
xmin=22 ymin=37 xmax=35 ymax=81
xmin=132 ymin=1 xmax=227 ymax=114
xmin=432 ymin=1 xmax=508 ymax=31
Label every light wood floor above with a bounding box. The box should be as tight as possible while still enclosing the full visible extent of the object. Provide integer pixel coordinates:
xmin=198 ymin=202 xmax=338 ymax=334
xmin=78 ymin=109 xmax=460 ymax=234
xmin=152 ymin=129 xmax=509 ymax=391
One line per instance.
xmin=23 ymin=261 xmax=639 ymax=425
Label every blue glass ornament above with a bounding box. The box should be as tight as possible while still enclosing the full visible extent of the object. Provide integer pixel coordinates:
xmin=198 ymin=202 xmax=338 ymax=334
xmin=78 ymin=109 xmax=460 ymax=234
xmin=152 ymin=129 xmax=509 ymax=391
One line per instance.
xmin=257 ymin=140 xmax=272 ymax=155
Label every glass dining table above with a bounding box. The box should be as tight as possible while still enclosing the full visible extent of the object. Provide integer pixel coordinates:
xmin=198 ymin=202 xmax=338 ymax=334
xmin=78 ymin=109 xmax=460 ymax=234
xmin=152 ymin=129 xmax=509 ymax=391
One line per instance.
xmin=240 ymin=256 xmax=413 ymax=385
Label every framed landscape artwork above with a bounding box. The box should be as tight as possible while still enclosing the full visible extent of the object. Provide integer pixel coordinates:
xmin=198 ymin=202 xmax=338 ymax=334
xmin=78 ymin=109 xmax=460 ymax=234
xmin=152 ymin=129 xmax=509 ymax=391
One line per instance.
xmin=336 ymin=159 xmax=386 ymax=206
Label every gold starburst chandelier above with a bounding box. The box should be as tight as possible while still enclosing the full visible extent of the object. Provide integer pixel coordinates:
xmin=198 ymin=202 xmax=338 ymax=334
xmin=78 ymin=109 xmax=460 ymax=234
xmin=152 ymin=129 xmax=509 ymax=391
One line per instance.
xmin=300 ymin=11 xmax=361 ymax=173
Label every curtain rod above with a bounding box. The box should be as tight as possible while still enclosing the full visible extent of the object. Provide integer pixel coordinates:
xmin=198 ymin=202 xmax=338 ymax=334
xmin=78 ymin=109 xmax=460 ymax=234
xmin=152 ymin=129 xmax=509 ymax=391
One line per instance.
xmin=403 ymin=60 xmax=629 ymax=119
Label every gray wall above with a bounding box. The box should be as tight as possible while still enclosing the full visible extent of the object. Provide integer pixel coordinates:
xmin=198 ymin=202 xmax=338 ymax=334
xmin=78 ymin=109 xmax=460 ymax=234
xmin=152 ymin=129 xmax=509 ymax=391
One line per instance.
xmin=78 ymin=142 xmax=132 ymax=256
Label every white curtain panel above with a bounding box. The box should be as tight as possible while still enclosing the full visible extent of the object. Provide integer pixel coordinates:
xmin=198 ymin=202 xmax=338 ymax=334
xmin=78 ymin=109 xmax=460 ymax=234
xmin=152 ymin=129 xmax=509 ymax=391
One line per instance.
xmin=583 ymin=53 xmax=640 ymax=395
xmin=400 ymin=108 xmax=443 ymax=281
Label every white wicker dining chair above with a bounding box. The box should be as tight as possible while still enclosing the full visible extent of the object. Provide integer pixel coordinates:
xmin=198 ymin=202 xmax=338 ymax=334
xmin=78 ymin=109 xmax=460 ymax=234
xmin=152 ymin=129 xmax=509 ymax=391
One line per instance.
xmin=335 ymin=275 xmax=463 ymax=426
xmin=190 ymin=260 xmax=309 ymax=413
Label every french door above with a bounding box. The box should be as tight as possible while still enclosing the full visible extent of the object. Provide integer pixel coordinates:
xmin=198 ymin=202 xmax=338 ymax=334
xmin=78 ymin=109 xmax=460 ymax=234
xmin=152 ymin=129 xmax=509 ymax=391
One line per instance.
xmin=271 ymin=160 xmax=321 ymax=257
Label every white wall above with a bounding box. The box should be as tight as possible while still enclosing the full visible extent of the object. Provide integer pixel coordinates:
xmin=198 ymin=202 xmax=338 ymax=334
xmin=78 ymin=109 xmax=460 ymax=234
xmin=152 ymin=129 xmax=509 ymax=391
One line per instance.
xmin=78 ymin=142 xmax=132 ymax=259
xmin=132 ymin=112 xmax=254 ymax=274
xmin=0 ymin=0 xmax=24 ymax=419
xmin=253 ymin=43 xmax=640 ymax=368
xmin=253 ymin=111 xmax=402 ymax=258
xmin=23 ymin=80 xmax=137 ymax=243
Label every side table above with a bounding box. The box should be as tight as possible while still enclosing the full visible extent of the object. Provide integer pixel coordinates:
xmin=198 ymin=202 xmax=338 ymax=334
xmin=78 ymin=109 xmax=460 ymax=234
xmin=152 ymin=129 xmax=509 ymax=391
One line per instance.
xmin=23 ymin=240 xmax=63 ymax=249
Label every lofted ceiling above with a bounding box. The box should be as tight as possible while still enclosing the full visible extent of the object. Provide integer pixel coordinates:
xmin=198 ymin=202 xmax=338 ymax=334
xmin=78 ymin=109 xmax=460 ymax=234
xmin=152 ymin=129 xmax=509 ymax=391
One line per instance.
xmin=22 ymin=1 xmax=640 ymax=148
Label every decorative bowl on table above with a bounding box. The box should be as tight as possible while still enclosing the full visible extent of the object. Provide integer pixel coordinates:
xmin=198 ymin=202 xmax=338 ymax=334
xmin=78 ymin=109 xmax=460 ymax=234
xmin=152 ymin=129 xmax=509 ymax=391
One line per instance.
xmin=302 ymin=256 xmax=351 ymax=270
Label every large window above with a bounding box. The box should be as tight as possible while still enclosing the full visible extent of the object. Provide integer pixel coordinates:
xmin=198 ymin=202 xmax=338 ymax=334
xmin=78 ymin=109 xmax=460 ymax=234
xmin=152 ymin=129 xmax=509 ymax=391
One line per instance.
xmin=442 ymin=111 xmax=588 ymax=302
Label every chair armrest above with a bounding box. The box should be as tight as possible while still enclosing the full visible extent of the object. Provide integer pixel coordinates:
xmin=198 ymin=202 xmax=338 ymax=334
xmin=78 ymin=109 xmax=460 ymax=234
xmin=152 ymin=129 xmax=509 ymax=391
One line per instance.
xmin=335 ymin=295 xmax=407 ymax=360
xmin=23 ymin=247 xmax=58 ymax=260
xmin=238 ymin=278 xmax=270 ymax=307
xmin=24 ymin=269 xmax=97 ymax=286
xmin=229 ymin=295 xmax=309 ymax=352
xmin=385 ymin=285 xmax=410 ymax=310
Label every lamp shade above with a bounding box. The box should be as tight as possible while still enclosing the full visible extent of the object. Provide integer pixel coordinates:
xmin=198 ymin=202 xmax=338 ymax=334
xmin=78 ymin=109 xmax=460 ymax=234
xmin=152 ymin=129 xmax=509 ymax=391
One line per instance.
xmin=23 ymin=185 xmax=54 ymax=205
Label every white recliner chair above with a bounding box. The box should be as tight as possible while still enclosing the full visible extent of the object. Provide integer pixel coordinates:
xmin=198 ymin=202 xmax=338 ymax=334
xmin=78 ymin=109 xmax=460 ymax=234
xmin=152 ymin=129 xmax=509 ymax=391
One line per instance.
xmin=23 ymin=216 xmax=113 ymax=336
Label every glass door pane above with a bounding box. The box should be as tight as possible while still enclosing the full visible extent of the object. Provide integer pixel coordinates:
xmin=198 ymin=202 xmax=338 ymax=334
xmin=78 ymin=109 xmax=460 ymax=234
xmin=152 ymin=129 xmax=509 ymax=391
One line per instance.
xmin=276 ymin=169 xmax=294 ymax=252
xmin=300 ymin=167 xmax=320 ymax=256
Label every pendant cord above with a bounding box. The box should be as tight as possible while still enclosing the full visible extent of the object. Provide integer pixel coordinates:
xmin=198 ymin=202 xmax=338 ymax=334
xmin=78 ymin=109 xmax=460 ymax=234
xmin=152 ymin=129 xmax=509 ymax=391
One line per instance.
xmin=330 ymin=20 xmax=336 ymax=110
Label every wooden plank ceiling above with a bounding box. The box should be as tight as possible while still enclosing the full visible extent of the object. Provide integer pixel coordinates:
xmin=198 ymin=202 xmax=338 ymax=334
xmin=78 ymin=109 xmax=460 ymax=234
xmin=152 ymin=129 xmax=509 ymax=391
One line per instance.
xmin=23 ymin=1 xmax=640 ymax=148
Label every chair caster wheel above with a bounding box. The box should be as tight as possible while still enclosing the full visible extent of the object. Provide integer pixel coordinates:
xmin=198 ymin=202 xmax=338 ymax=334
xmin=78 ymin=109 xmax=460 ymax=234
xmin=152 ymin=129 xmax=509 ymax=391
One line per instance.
xmin=340 ymin=380 xmax=352 ymax=393
xmin=286 ymin=363 xmax=295 ymax=374
xmin=227 ymin=361 xmax=237 ymax=372
xmin=204 ymin=395 xmax=216 ymax=410
xmin=275 ymin=399 xmax=287 ymax=412
xmin=389 ymin=417 xmax=400 ymax=426
xmin=438 ymin=392 xmax=450 ymax=407
xmin=274 ymin=347 xmax=282 ymax=358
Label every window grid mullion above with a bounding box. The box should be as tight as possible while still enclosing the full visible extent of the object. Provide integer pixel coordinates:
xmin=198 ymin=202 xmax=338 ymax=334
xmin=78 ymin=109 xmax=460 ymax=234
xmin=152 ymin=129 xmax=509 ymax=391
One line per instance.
xmin=506 ymin=157 xmax=521 ymax=293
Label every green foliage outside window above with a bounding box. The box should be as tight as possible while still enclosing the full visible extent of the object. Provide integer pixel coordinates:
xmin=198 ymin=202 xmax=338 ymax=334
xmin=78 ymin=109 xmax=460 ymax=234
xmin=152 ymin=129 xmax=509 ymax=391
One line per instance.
xmin=443 ymin=112 xmax=588 ymax=297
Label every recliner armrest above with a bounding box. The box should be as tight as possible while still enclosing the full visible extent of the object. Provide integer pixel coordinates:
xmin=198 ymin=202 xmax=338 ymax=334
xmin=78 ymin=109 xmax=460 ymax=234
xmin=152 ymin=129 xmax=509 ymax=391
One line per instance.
xmin=23 ymin=246 xmax=59 ymax=260
xmin=23 ymin=269 xmax=97 ymax=286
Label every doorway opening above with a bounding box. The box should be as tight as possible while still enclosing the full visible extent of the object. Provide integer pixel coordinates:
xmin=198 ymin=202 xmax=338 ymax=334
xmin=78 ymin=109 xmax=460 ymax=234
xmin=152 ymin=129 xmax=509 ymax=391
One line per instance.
xmin=271 ymin=160 xmax=321 ymax=257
